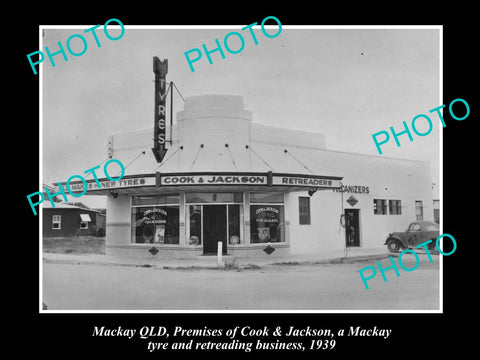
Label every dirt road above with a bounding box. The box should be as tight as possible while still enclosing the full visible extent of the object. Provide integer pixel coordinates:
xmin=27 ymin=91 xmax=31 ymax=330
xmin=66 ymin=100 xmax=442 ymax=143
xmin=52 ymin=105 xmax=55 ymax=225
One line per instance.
xmin=42 ymin=254 xmax=439 ymax=311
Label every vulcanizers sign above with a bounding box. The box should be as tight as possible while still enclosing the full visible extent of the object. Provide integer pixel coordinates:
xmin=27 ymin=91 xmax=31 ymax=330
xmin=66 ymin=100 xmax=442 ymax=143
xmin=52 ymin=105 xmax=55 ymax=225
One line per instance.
xmin=333 ymin=184 xmax=370 ymax=194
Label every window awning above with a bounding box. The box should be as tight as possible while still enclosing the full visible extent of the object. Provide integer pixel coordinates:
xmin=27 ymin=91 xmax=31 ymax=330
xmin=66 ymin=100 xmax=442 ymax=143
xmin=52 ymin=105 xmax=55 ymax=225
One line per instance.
xmin=80 ymin=214 xmax=92 ymax=222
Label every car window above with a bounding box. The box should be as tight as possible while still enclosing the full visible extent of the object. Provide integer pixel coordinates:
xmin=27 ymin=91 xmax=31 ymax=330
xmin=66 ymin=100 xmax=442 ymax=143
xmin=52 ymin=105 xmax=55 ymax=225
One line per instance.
xmin=408 ymin=223 xmax=421 ymax=231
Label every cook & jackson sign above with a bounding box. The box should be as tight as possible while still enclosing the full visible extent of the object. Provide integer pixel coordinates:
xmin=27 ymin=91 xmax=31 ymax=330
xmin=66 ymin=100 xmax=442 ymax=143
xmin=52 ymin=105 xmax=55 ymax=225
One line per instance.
xmin=160 ymin=174 xmax=267 ymax=185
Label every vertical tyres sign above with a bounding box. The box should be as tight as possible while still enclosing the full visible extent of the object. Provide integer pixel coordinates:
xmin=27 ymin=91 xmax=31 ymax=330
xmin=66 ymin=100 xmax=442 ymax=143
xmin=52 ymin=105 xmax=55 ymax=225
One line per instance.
xmin=152 ymin=57 xmax=168 ymax=162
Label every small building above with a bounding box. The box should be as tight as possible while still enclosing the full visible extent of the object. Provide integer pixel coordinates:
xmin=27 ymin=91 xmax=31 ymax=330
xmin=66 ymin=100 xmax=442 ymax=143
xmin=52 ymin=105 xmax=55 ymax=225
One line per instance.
xmin=42 ymin=202 xmax=106 ymax=238
xmin=57 ymin=94 xmax=435 ymax=259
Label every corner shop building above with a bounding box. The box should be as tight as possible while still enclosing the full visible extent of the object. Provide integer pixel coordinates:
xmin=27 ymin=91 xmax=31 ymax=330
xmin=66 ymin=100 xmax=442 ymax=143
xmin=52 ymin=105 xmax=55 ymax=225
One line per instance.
xmin=64 ymin=95 xmax=434 ymax=259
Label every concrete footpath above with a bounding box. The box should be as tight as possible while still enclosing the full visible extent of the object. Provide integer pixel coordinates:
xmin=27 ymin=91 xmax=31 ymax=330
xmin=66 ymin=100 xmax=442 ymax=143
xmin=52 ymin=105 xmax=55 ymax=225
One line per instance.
xmin=42 ymin=247 xmax=394 ymax=269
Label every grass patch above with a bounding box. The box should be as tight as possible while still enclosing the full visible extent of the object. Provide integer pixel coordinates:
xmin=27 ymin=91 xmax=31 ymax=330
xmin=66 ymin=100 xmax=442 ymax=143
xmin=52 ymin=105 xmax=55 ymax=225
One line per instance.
xmin=239 ymin=264 xmax=262 ymax=270
xmin=222 ymin=263 xmax=262 ymax=271
xmin=43 ymin=237 xmax=105 ymax=255
xmin=271 ymin=261 xmax=300 ymax=266
xmin=223 ymin=262 xmax=238 ymax=270
xmin=163 ymin=266 xmax=213 ymax=270
xmin=162 ymin=263 xmax=263 ymax=272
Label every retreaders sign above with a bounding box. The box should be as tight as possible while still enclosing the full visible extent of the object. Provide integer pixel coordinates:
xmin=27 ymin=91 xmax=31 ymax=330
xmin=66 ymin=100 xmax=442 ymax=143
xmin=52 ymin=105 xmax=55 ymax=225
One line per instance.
xmin=271 ymin=175 xmax=337 ymax=188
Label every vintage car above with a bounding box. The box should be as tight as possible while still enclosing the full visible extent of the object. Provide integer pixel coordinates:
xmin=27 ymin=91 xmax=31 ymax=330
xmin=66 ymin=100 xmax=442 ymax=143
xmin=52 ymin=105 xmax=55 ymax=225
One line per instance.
xmin=384 ymin=220 xmax=439 ymax=253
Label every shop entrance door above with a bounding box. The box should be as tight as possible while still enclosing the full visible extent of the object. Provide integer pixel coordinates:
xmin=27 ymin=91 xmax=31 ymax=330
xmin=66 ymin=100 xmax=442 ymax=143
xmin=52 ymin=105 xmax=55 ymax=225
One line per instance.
xmin=345 ymin=209 xmax=360 ymax=247
xmin=203 ymin=205 xmax=227 ymax=255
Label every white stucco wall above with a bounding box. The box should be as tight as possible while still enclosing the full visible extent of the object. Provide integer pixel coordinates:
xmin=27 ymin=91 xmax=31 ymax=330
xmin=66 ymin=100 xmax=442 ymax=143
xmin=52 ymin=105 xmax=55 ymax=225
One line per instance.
xmin=284 ymin=150 xmax=433 ymax=255
xmin=105 ymin=195 xmax=131 ymax=248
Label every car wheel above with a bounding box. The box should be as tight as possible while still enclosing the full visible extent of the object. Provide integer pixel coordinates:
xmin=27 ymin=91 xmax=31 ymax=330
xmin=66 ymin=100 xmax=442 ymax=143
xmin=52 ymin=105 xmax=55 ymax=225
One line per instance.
xmin=429 ymin=240 xmax=439 ymax=255
xmin=386 ymin=239 xmax=401 ymax=253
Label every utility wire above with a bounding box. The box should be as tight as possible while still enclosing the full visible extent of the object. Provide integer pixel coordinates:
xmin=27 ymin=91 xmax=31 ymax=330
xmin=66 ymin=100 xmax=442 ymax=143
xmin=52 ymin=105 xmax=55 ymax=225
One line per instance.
xmin=62 ymin=155 xmax=113 ymax=198
xmin=98 ymin=155 xmax=112 ymax=166
xmin=153 ymin=146 xmax=184 ymax=172
xmin=225 ymin=144 xmax=238 ymax=171
xmin=83 ymin=155 xmax=111 ymax=179
xmin=284 ymin=148 xmax=315 ymax=175
xmin=189 ymin=144 xmax=204 ymax=171
xmin=114 ymin=150 xmax=146 ymax=177
xmin=246 ymin=145 xmax=276 ymax=172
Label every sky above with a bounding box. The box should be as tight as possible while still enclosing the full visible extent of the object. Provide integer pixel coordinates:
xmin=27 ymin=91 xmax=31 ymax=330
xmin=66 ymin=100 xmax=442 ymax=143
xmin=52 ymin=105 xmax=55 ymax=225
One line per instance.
xmin=41 ymin=25 xmax=441 ymax=208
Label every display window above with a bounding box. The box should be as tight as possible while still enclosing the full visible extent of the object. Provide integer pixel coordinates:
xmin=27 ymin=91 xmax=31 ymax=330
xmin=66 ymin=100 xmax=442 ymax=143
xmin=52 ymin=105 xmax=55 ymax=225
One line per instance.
xmin=131 ymin=195 xmax=179 ymax=244
xmin=249 ymin=193 xmax=285 ymax=243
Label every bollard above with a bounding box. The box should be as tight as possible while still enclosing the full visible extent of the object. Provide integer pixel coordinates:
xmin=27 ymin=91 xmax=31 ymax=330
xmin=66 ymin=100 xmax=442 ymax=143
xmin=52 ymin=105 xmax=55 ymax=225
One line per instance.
xmin=217 ymin=241 xmax=223 ymax=267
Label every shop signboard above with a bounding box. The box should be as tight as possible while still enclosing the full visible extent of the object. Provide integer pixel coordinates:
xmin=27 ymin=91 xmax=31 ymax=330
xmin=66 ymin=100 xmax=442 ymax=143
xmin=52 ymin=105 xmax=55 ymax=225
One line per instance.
xmin=271 ymin=174 xmax=341 ymax=188
xmin=157 ymin=172 xmax=342 ymax=188
xmin=333 ymin=184 xmax=370 ymax=194
xmin=158 ymin=174 xmax=268 ymax=186
xmin=57 ymin=176 xmax=156 ymax=194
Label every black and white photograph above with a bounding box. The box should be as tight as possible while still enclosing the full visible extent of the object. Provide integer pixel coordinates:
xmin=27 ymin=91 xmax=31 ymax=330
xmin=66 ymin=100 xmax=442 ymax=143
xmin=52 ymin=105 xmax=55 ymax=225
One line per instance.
xmin=39 ymin=24 xmax=442 ymax=312
xmin=18 ymin=6 xmax=475 ymax=357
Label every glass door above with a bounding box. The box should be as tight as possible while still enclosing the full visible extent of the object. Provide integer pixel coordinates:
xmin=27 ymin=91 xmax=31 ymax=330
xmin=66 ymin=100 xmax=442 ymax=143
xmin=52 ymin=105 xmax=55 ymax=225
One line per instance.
xmin=185 ymin=193 xmax=244 ymax=251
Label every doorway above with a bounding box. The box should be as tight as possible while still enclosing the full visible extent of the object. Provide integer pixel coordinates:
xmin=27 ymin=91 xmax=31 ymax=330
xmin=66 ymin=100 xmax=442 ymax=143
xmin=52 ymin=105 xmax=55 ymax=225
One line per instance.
xmin=203 ymin=205 xmax=227 ymax=255
xmin=345 ymin=209 xmax=360 ymax=247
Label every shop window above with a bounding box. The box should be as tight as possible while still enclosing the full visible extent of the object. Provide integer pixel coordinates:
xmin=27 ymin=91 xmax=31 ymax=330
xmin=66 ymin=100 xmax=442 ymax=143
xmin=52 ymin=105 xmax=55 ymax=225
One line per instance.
xmin=228 ymin=204 xmax=242 ymax=244
xmin=299 ymin=197 xmax=311 ymax=225
xmin=52 ymin=215 xmax=61 ymax=229
xmin=373 ymin=199 xmax=387 ymax=215
xmin=415 ymin=201 xmax=423 ymax=221
xmin=80 ymin=221 xmax=88 ymax=229
xmin=389 ymin=200 xmax=402 ymax=215
xmin=250 ymin=204 xmax=285 ymax=243
xmin=187 ymin=205 xmax=202 ymax=245
xmin=131 ymin=196 xmax=179 ymax=244
xmin=249 ymin=193 xmax=284 ymax=243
